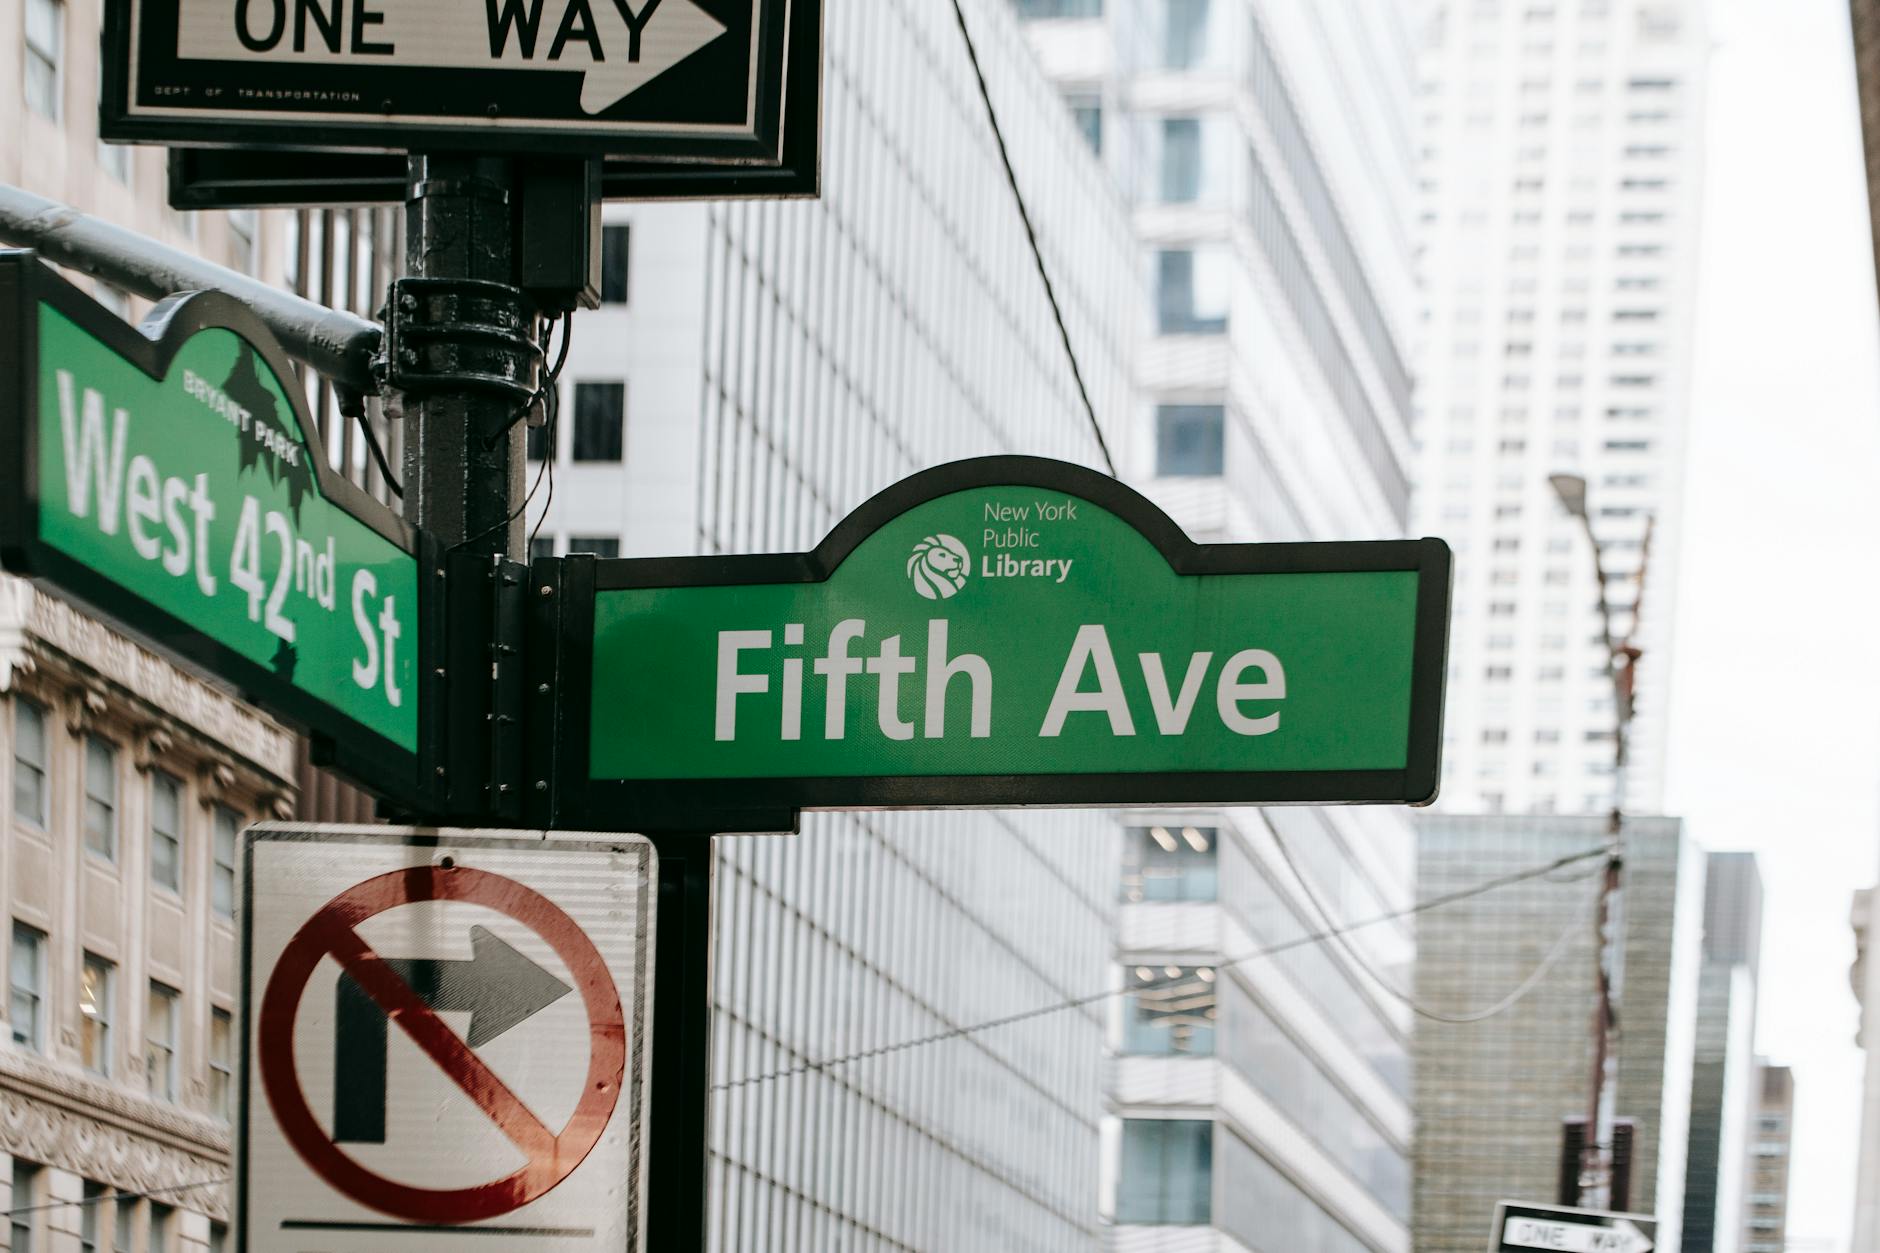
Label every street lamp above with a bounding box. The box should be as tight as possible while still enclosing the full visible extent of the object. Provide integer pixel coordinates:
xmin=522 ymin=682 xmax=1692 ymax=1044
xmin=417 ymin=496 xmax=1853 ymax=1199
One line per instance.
xmin=1549 ymin=471 xmax=1655 ymax=1212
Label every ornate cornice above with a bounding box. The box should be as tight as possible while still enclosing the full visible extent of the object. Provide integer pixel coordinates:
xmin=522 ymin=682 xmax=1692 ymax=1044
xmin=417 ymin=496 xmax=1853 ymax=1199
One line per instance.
xmin=0 ymin=1049 xmax=229 ymax=1220
xmin=0 ymin=578 xmax=294 ymax=786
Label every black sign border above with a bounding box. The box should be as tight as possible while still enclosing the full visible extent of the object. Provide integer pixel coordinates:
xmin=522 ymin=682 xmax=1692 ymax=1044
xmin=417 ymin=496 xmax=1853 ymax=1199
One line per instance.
xmin=101 ymin=0 xmax=816 ymax=165
xmin=536 ymin=455 xmax=1451 ymax=834
xmin=235 ymin=825 xmax=713 ymax=1251
xmin=0 ymin=251 xmax=435 ymax=808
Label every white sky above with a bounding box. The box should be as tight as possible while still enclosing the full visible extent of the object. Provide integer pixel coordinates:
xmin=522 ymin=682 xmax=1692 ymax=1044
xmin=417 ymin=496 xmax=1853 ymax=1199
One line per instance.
xmin=1663 ymin=1 xmax=1880 ymax=1249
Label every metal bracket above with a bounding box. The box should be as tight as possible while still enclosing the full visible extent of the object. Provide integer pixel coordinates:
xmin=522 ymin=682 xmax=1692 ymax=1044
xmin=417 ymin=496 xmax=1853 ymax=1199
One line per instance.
xmin=377 ymin=276 xmax=541 ymax=409
xmin=488 ymin=557 xmax=529 ymax=822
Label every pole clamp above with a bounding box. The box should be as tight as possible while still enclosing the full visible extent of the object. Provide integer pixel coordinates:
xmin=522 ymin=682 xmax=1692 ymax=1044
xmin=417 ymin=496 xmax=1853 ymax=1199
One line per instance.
xmin=378 ymin=277 xmax=541 ymax=406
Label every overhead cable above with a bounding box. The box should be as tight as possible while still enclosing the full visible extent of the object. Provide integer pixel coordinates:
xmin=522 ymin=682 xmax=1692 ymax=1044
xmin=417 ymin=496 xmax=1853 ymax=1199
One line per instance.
xmin=711 ymin=842 xmax=1612 ymax=1092
xmin=949 ymin=0 xmax=1118 ymax=478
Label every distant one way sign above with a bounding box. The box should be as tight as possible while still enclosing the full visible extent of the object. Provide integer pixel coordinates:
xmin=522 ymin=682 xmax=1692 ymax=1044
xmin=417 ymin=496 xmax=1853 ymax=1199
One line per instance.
xmin=1491 ymin=1202 xmax=1656 ymax=1253
xmin=240 ymin=826 xmax=657 ymax=1252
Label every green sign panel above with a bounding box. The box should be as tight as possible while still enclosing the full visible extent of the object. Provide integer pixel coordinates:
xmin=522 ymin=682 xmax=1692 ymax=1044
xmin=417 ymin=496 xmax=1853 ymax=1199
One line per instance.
xmin=543 ymin=458 xmax=1449 ymax=832
xmin=0 ymin=253 xmax=425 ymax=801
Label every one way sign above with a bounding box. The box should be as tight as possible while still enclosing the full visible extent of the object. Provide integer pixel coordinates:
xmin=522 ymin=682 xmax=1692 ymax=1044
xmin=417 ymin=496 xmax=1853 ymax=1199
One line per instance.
xmin=239 ymin=825 xmax=657 ymax=1252
xmin=1491 ymin=1202 xmax=1656 ymax=1253
xmin=103 ymin=0 xmax=813 ymax=162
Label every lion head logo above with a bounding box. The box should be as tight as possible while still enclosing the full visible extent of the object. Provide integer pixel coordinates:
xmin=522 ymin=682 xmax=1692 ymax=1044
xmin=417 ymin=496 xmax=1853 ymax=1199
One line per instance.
xmin=907 ymin=534 xmax=970 ymax=600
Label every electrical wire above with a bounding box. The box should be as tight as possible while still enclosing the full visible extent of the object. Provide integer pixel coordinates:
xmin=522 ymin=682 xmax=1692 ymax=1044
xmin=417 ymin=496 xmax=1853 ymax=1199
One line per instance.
xmin=353 ymin=406 xmax=402 ymax=498
xmin=527 ymin=318 xmax=571 ymax=556
xmin=0 ymin=1175 xmax=227 ymax=1220
xmin=1268 ymin=820 xmax=1605 ymax=1025
xmin=453 ymin=313 xmax=571 ymax=555
xmin=949 ymin=0 xmax=1118 ymax=479
xmin=711 ymin=842 xmax=1612 ymax=1093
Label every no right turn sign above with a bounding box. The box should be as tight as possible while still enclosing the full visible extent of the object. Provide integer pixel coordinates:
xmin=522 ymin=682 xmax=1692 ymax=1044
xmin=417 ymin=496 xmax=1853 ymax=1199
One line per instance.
xmin=238 ymin=825 xmax=657 ymax=1251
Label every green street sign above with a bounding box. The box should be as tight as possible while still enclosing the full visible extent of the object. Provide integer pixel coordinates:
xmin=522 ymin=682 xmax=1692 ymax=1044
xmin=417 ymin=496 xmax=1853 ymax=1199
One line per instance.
xmin=536 ymin=458 xmax=1450 ymax=832
xmin=0 ymin=252 xmax=428 ymax=802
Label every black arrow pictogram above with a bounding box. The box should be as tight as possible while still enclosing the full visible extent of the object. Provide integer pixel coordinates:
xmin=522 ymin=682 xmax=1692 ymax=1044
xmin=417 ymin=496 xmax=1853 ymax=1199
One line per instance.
xmin=332 ymin=926 xmax=573 ymax=1145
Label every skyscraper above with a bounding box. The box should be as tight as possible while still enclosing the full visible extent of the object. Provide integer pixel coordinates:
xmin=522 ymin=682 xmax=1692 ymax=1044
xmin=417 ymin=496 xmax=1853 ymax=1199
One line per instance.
xmin=530 ymin=2 xmax=1139 ymax=1246
xmin=1016 ymin=2 xmax=1421 ymax=1249
xmin=1742 ymin=1063 xmax=1793 ymax=1253
xmin=1681 ymin=852 xmax=1764 ymax=1253
xmin=1412 ymin=0 xmax=1712 ymax=816
xmin=1414 ymin=813 xmax=1704 ymax=1252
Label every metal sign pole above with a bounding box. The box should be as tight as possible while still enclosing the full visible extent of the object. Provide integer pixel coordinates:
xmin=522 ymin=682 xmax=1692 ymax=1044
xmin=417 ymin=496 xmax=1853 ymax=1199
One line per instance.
xmin=396 ymin=155 xmax=529 ymax=559
xmin=389 ymin=154 xmax=543 ymax=823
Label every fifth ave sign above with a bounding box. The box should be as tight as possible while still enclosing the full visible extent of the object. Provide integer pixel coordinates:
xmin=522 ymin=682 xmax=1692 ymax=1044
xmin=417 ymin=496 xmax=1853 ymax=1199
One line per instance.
xmin=102 ymin=0 xmax=812 ymax=160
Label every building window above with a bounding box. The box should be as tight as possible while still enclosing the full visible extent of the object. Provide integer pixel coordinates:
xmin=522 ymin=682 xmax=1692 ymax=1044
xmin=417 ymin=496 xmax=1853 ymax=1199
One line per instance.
xmin=96 ymin=75 xmax=129 ymax=182
xmin=209 ymin=1222 xmax=228 ymax=1253
xmin=1013 ymin=0 xmax=1103 ymax=14
xmin=228 ymin=209 xmax=258 ymax=275
xmin=1122 ymin=965 xmax=1216 ymax=1056
xmin=12 ymin=700 xmax=48 ymax=827
xmin=567 ymin=537 xmax=621 ymax=559
xmin=84 ymin=736 xmax=117 ymax=860
xmin=80 ymin=1180 xmax=107 ymax=1253
xmin=1116 ymin=1119 xmax=1212 ymax=1224
xmin=150 ymin=772 xmax=182 ymax=892
xmin=571 ymin=382 xmax=625 ymax=462
xmin=600 ymin=225 xmax=629 ymax=304
xmin=10 ymin=923 xmax=44 ymax=1051
xmin=23 ymin=0 xmax=62 ymax=121
xmin=1160 ymin=118 xmax=1202 ymax=202
xmin=114 ymin=1198 xmax=133 ymax=1252
xmin=1156 ymin=249 xmax=1228 ymax=334
xmin=212 ymin=806 xmax=239 ymax=919
xmin=80 ymin=953 xmax=112 ymax=1076
xmin=210 ymin=1007 xmax=233 ymax=1120
xmin=526 ymin=415 xmax=552 ymax=463
xmin=1156 ymin=405 xmax=1225 ymax=477
xmin=1164 ymin=0 xmax=1210 ymax=68
xmin=1066 ymin=94 xmax=1101 ymax=154
xmin=10 ymin=1159 xmax=39 ymax=1253
xmin=529 ymin=535 xmax=556 ymax=562
xmin=149 ymin=1202 xmax=171 ymax=1252
xmin=146 ymin=982 xmax=178 ymax=1101
xmin=1120 ymin=825 xmax=1217 ymax=903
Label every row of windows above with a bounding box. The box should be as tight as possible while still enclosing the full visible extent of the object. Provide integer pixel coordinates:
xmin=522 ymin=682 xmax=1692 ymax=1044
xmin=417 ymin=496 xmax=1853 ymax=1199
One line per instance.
xmin=10 ymin=1159 xmax=224 ymax=1253
xmin=527 ymin=534 xmax=622 ymax=561
xmin=12 ymin=703 xmax=237 ymax=910
xmin=1118 ymin=826 xmax=1409 ymax=1093
xmin=8 ymin=922 xmax=232 ymax=1114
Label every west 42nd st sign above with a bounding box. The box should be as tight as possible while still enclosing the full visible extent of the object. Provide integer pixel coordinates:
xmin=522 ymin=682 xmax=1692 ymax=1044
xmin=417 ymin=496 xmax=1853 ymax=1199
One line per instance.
xmin=538 ymin=458 xmax=1451 ymax=832
xmin=0 ymin=252 xmax=425 ymax=802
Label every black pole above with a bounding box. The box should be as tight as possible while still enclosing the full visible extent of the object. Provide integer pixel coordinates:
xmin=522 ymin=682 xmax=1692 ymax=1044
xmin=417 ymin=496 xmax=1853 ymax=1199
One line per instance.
xmin=399 ymin=155 xmax=529 ymax=556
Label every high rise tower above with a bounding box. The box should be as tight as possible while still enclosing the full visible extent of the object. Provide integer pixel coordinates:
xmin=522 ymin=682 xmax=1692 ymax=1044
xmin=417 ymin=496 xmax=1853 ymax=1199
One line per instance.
xmin=1413 ymin=0 xmax=1712 ymax=815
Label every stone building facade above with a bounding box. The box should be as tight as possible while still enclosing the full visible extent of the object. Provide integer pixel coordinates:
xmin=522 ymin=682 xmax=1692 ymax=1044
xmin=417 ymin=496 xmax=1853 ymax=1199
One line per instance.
xmin=1 ymin=580 xmax=297 ymax=1251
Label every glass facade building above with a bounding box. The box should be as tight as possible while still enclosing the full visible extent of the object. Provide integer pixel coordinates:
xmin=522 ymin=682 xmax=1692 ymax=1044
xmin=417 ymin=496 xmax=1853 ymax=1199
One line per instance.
xmin=1680 ymin=853 xmax=1763 ymax=1253
xmin=1018 ymin=3 xmax=1420 ymax=1250
xmin=1414 ymin=814 xmax=1704 ymax=1252
xmin=526 ymin=1 xmax=1141 ymax=1247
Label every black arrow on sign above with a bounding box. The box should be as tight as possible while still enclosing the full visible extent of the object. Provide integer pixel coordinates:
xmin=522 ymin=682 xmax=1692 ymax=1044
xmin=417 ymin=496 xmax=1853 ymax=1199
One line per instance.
xmin=332 ymin=926 xmax=573 ymax=1144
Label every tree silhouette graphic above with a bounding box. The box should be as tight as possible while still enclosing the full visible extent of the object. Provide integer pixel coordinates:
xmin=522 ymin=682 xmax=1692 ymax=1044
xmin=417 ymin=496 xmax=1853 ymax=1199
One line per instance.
xmin=224 ymin=342 xmax=314 ymax=522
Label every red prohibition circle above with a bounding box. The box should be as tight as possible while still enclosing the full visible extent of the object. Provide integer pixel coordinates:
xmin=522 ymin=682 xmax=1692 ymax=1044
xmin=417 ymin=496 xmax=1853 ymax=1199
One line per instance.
xmin=258 ymin=865 xmax=626 ymax=1225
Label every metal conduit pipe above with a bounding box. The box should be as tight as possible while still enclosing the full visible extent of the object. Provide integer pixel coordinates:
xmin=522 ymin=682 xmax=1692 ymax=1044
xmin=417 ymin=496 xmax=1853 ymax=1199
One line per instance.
xmin=0 ymin=183 xmax=382 ymax=394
